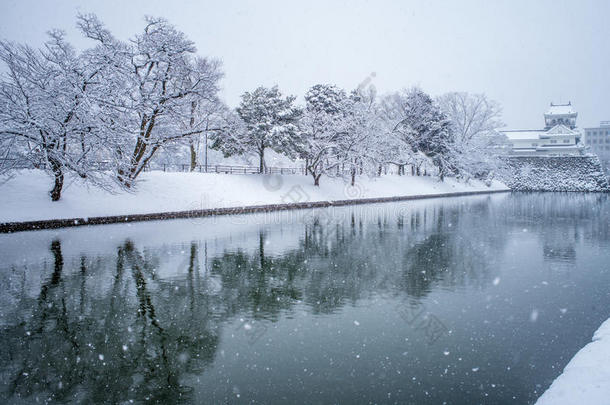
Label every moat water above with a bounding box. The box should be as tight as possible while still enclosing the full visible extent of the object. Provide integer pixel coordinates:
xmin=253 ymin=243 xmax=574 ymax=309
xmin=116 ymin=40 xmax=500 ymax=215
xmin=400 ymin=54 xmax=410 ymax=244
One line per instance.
xmin=1 ymin=192 xmax=608 ymax=404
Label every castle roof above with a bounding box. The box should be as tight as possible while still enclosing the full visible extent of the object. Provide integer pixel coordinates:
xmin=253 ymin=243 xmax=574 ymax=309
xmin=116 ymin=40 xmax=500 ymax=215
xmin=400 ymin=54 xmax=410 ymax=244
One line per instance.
xmin=501 ymin=125 xmax=580 ymax=140
xmin=545 ymin=102 xmax=576 ymax=116
xmin=502 ymin=130 xmax=546 ymax=140
xmin=546 ymin=124 xmax=577 ymax=134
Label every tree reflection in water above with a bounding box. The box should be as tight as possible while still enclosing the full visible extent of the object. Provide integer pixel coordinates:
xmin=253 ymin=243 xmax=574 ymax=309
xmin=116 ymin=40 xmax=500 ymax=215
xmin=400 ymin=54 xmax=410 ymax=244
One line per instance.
xmin=1 ymin=193 xmax=607 ymax=403
xmin=2 ymin=238 xmax=220 ymax=403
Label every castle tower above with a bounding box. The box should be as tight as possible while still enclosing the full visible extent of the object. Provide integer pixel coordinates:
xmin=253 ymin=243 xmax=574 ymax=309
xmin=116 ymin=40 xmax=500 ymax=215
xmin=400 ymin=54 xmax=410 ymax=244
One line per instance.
xmin=544 ymin=102 xmax=577 ymax=130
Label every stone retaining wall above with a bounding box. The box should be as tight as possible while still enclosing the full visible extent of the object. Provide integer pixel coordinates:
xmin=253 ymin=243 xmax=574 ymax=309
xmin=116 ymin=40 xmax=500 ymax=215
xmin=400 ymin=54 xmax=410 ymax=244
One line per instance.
xmin=503 ymin=155 xmax=610 ymax=192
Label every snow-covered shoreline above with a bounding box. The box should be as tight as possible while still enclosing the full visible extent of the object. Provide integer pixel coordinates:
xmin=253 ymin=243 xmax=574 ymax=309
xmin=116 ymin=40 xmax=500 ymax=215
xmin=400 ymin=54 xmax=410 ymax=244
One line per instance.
xmin=536 ymin=318 xmax=610 ymax=404
xmin=0 ymin=170 xmax=508 ymax=224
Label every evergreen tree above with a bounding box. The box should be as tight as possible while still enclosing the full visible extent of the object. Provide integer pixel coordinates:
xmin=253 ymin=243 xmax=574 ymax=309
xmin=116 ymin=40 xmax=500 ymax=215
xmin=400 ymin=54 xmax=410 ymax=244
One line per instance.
xmin=386 ymin=87 xmax=455 ymax=180
xmin=213 ymin=86 xmax=301 ymax=173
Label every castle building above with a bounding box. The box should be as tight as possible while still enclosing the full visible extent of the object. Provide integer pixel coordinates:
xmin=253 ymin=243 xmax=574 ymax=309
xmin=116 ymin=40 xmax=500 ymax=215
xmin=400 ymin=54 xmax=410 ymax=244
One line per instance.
xmin=502 ymin=102 xmax=584 ymax=156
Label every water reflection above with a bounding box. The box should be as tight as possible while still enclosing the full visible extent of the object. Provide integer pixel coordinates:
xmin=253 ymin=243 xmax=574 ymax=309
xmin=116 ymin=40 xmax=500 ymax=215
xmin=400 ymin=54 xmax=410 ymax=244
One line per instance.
xmin=1 ymin=238 xmax=221 ymax=403
xmin=502 ymin=193 xmax=609 ymax=266
xmin=0 ymin=193 xmax=608 ymax=404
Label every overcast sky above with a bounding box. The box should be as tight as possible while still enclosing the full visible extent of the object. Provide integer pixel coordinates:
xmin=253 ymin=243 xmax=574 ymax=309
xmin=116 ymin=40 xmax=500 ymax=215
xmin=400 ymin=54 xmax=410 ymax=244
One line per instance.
xmin=1 ymin=0 xmax=608 ymax=128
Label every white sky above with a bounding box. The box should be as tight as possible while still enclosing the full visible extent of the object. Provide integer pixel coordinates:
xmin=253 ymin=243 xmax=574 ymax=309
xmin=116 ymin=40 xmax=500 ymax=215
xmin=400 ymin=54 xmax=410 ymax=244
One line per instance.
xmin=1 ymin=0 xmax=608 ymax=129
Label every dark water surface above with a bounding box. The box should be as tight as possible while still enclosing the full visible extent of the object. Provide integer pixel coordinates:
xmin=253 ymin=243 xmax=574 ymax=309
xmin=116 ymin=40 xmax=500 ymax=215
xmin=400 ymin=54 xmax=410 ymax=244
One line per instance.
xmin=0 ymin=192 xmax=608 ymax=404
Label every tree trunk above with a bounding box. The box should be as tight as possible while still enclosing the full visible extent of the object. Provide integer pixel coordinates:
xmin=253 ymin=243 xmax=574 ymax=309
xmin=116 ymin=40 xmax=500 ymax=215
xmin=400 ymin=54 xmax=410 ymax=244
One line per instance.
xmin=189 ymin=101 xmax=197 ymax=172
xmin=259 ymin=148 xmax=265 ymax=174
xmin=117 ymin=113 xmax=160 ymax=187
xmin=314 ymin=174 xmax=321 ymax=186
xmin=49 ymin=158 xmax=64 ymax=201
xmin=189 ymin=141 xmax=197 ymax=171
xmin=121 ymin=164 xmax=140 ymax=189
xmin=117 ymin=169 xmax=131 ymax=188
xmin=351 ymin=167 xmax=356 ymax=186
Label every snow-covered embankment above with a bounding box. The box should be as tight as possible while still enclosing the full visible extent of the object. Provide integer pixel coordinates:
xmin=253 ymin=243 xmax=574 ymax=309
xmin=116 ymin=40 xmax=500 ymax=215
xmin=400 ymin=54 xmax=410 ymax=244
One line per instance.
xmin=0 ymin=170 xmax=508 ymax=224
xmin=536 ymin=318 xmax=610 ymax=404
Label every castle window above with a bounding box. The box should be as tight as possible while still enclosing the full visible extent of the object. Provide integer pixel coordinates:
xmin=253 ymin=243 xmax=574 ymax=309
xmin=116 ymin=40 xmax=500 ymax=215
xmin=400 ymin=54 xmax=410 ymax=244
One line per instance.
xmin=550 ymin=140 xmax=557 ymax=144
xmin=563 ymin=139 xmax=570 ymax=143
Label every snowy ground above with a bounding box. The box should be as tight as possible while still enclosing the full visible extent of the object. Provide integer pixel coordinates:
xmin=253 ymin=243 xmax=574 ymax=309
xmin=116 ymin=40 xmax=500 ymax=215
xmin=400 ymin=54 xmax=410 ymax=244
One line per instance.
xmin=0 ymin=170 xmax=508 ymax=223
xmin=536 ymin=318 xmax=610 ymax=404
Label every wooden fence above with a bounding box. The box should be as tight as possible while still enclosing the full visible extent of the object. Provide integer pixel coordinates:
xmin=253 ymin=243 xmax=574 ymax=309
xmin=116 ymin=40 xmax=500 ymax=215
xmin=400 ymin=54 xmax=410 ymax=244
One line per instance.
xmin=145 ymin=164 xmax=307 ymax=175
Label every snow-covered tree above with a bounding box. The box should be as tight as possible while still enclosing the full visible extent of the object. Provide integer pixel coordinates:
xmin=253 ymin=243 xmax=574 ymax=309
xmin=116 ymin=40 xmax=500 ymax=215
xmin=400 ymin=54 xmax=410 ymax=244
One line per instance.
xmin=0 ymin=31 xmax=108 ymax=200
xmin=340 ymin=89 xmax=382 ymax=185
xmin=380 ymin=87 xmax=455 ymax=180
xmin=373 ymin=96 xmax=416 ymax=175
xmin=299 ymin=84 xmax=351 ymax=186
xmin=208 ymin=108 xmax=247 ymax=161
xmin=437 ymin=92 xmax=503 ymax=144
xmin=78 ymin=14 xmax=223 ymax=187
xmin=212 ymin=86 xmax=301 ymax=173
xmin=178 ymin=98 xmax=231 ymax=171
xmin=437 ymin=92 xmax=507 ymax=181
